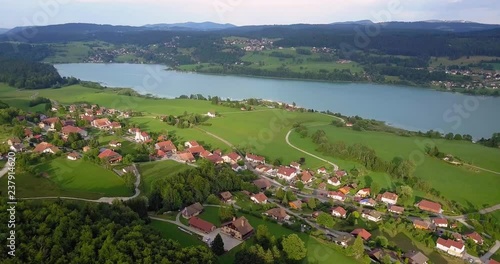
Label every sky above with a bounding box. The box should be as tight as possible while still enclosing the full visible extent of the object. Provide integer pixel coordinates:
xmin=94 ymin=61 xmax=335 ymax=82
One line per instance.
xmin=1 ymin=0 xmax=499 ymax=29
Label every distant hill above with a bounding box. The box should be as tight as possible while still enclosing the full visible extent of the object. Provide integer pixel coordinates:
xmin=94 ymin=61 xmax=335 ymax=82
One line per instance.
xmin=0 ymin=28 xmax=9 ymax=34
xmin=6 ymin=23 xmax=141 ymax=35
xmin=143 ymin=21 xmax=236 ymax=31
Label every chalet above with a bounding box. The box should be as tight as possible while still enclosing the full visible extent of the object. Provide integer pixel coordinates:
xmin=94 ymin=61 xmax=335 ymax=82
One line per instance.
xmin=206 ymin=154 xmax=224 ymax=164
xmin=98 ymin=149 xmax=122 ymax=163
xmin=404 ymin=250 xmax=429 ymax=264
xmin=290 ymin=162 xmax=301 ymax=170
xmin=178 ymin=151 xmax=196 ymax=163
xmin=388 ymin=205 xmax=405 ymax=214
xmin=327 ymin=177 xmax=341 ymax=186
xmin=219 ymin=191 xmax=233 ymax=203
xmin=181 ymin=202 xmax=204 ymax=219
xmin=465 ymin=232 xmax=484 ymax=245
xmin=351 ymin=228 xmax=371 ymax=240
xmin=355 ymin=188 xmax=371 ymax=198
xmin=359 ymin=198 xmax=377 ymax=207
xmin=253 ymin=179 xmax=271 ymax=190
xmin=436 ymin=238 xmax=465 ymax=257
xmin=135 ymin=131 xmax=150 ymax=142
xmin=250 ymin=192 xmax=268 ymax=204
xmin=7 ymin=137 xmax=21 ymax=146
xmin=184 ymin=141 xmax=199 ymax=148
xmin=188 ymin=217 xmax=216 ymax=234
xmin=331 ymin=206 xmax=347 ymax=218
xmin=245 ymin=153 xmax=265 ymax=164
xmin=155 ymin=140 xmax=177 ymax=154
xmin=222 ymin=152 xmax=242 ymax=164
xmin=67 ymin=152 xmax=80 ymax=161
xmin=221 ymin=216 xmax=254 ymax=240
xmin=91 ymin=118 xmax=111 ymax=130
xmin=299 ymin=171 xmax=313 ymax=184
xmin=317 ymin=167 xmax=327 ymax=174
xmin=361 ymin=209 xmax=382 ymax=222
xmin=109 ymin=141 xmax=121 ymax=148
xmin=432 ymin=218 xmax=448 ymax=228
xmin=413 ymin=219 xmax=431 ymax=230
xmin=62 ymin=125 xmax=88 ymax=137
xmin=289 ymin=200 xmax=302 ymax=210
xmin=381 ymin=192 xmax=399 ymax=205
xmin=264 ymin=208 xmax=290 ymax=222
xmin=33 ymin=142 xmax=60 ymax=154
xmin=416 ymin=200 xmax=442 ymax=214
xmin=276 ymin=166 xmax=297 ymax=181
xmin=328 ymin=191 xmax=346 ymax=202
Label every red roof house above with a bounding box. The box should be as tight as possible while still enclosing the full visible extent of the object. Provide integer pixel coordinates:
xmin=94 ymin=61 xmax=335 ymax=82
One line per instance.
xmin=188 ymin=217 xmax=216 ymax=233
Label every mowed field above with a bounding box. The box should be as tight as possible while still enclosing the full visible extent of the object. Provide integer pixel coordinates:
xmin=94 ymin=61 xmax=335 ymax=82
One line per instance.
xmin=290 ymin=124 xmax=500 ymax=210
xmin=138 ymin=160 xmax=191 ymax=195
xmin=149 ymin=220 xmax=205 ymax=247
xmin=0 ymin=158 xmax=131 ymax=199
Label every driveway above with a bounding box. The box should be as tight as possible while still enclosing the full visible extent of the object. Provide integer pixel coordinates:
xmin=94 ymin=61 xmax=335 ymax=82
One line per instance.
xmin=203 ymin=229 xmax=243 ymax=251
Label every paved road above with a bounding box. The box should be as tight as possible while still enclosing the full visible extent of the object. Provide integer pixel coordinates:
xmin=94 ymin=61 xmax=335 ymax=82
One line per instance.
xmin=480 ymin=240 xmax=500 ymax=263
xmin=285 ymin=129 xmax=339 ymax=171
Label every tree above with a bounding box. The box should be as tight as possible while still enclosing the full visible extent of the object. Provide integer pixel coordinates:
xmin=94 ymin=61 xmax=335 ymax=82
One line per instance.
xmin=218 ymin=206 xmax=234 ymax=222
xmin=371 ymin=182 xmax=381 ymax=196
xmin=347 ymin=235 xmax=365 ymax=259
xmin=275 ymin=188 xmax=285 ymax=200
xmin=12 ymin=125 xmax=24 ymax=139
xmin=54 ymin=121 xmax=62 ymax=132
xmin=255 ymin=225 xmax=273 ymax=249
xmin=307 ymin=198 xmax=317 ymax=210
xmin=281 ymin=234 xmax=307 ymax=261
xmin=296 ymin=181 xmax=304 ymax=191
xmin=375 ymin=236 xmax=389 ymax=248
xmin=211 ymin=234 xmax=225 ymax=256
xmin=397 ymin=185 xmax=413 ymax=205
xmin=316 ymin=212 xmax=334 ymax=228
xmin=206 ymin=194 xmax=220 ymax=205
xmin=122 ymin=172 xmax=136 ymax=191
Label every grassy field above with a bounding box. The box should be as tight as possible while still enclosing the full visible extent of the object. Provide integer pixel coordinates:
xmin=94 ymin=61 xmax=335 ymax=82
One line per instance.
xmin=290 ymin=124 xmax=500 ymax=210
xmin=430 ymin=56 xmax=500 ymax=67
xmin=149 ymin=220 xmax=205 ymax=247
xmin=138 ymin=160 xmax=191 ymax=195
xmin=198 ymin=206 xmax=223 ymax=226
xmin=0 ymin=157 xmax=131 ymax=199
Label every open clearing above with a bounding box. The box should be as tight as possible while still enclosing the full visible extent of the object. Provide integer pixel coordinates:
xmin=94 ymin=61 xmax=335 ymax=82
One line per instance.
xmin=138 ymin=160 xmax=191 ymax=195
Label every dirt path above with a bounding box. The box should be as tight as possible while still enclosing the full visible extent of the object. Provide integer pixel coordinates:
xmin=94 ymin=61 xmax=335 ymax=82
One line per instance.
xmin=195 ymin=127 xmax=234 ymax=148
xmin=463 ymin=163 xmax=500 ymax=175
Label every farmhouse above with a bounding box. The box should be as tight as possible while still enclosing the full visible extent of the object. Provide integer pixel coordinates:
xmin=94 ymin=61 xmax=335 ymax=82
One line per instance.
xmin=188 ymin=217 xmax=216 ymax=234
xmin=98 ymin=149 xmax=122 ymax=163
xmin=264 ymin=208 xmax=290 ymax=222
xmin=245 ymin=153 xmax=265 ymax=164
xmin=250 ymin=192 xmax=268 ymax=204
xmin=91 ymin=118 xmax=111 ymax=130
xmin=404 ymin=250 xmax=429 ymax=264
xmin=221 ymin=216 xmax=254 ymax=240
xmin=355 ymin=188 xmax=371 ymax=198
xmin=413 ymin=219 xmax=431 ymax=230
xmin=361 ymin=210 xmax=383 ymax=222
xmin=62 ymin=125 xmax=88 ymax=137
xmin=181 ymin=202 xmax=204 ymax=219
xmin=465 ymin=232 xmax=484 ymax=245
xmin=67 ymin=152 xmax=81 ymax=161
xmin=432 ymin=218 xmax=448 ymax=228
xmin=351 ymin=228 xmax=371 ymax=240
xmin=328 ymin=191 xmax=346 ymax=202
xmin=155 ymin=140 xmax=177 ymax=154
xmin=33 ymin=142 xmax=60 ymax=154
xmin=331 ymin=206 xmax=347 ymax=218
xmin=222 ymin=152 xmax=242 ymax=164
xmin=276 ymin=166 xmax=297 ymax=181
xmin=327 ymin=177 xmax=341 ymax=186
xmin=416 ymin=200 xmax=442 ymax=214
xmin=388 ymin=205 xmax=405 ymax=214
xmin=381 ymin=192 xmax=399 ymax=205
xmin=435 ymin=238 xmax=465 ymax=257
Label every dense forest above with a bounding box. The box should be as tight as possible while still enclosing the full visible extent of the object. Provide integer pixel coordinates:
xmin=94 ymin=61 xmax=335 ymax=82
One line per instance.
xmin=0 ymin=199 xmax=216 ymax=264
xmin=0 ymin=58 xmax=64 ymax=89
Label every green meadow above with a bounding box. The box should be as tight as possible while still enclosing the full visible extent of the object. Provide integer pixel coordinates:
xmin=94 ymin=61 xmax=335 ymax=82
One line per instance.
xmin=138 ymin=160 xmax=191 ymax=195
xmin=149 ymin=220 xmax=205 ymax=247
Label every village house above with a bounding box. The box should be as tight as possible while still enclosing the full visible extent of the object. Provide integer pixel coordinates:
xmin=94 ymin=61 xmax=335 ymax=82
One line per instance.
xmin=7 ymin=137 xmax=21 ymax=146
xmin=245 ymin=153 xmax=265 ymax=164
xmin=404 ymin=250 xmax=429 ymax=264
xmin=335 ymin=170 xmax=347 ymax=178
xmin=110 ymin=122 xmax=122 ymax=129
xmin=219 ymin=191 xmax=233 ymax=203
xmin=98 ymin=149 xmax=122 ymax=163
xmin=181 ymin=202 xmax=204 ymax=219
xmin=416 ymin=200 xmax=443 ymax=214
xmin=351 ymin=228 xmax=371 ymax=240
xmin=184 ymin=141 xmax=199 ymax=148
xmin=128 ymin=128 xmax=140 ymax=134
xmin=253 ymin=178 xmax=271 ymax=190
xmin=67 ymin=152 xmax=80 ymax=161
xmin=317 ymin=167 xmax=327 ymax=174
xmin=206 ymin=154 xmax=224 ymax=164
xmin=91 ymin=118 xmax=112 ymax=130
xmin=33 ymin=142 xmax=60 ymax=154
xmin=289 ymin=200 xmax=302 ymax=210
xmin=435 ymin=238 xmax=465 ymax=257
xmin=61 ymin=125 xmax=88 ymax=138
xmin=187 ymin=145 xmax=205 ymax=156
xmin=178 ymin=151 xmax=196 ymax=163
xmin=361 ymin=209 xmax=383 ymax=222
xmin=109 ymin=141 xmax=121 ymax=148
xmin=24 ymin=128 xmax=33 ymax=139
xmin=381 ymin=192 xmax=399 ymax=205
xmin=318 ymin=182 xmax=327 ymax=190
xmin=465 ymin=232 xmax=484 ymax=245
xmin=221 ymin=216 xmax=254 ymax=241
xmin=360 ymin=198 xmax=377 ymax=207
xmin=135 ymin=131 xmax=150 ymax=142
xmin=200 ymin=150 xmax=212 ymax=158
xmin=388 ymin=205 xmax=405 ymax=214
xmin=413 ymin=219 xmax=431 ymax=230
xmin=188 ymin=217 xmax=216 ymax=234
xmin=331 ymin=206 xmax=347 ymax=218
xmin=231 ymin=163 xmax=246 ymax=172
xmin=276 ymin=166 xmax=297 ymax=181
xmin=250 ymin=192 xmax=268 ymax=204
xmin=339 ymin=186 xmax=351 ymax=195
xmin=264 ymin=208 xmax=290 ymax=222
xmin=327 ymin=177 xmax=341 ymax=186
xmin=299 ymin=171 xmax=313 ymax=184
xmin=432 ymin=218 xmax=448 ymax=228
xmin=39 ymin=117 xmax=61 ymax=131
xmin=155 ymin=140 xmax=177 ymax=154
xmin=10 ymin=143 xmax=24 ymax=153
xmin=290 ymin=162 xmax=301 ymax=170
xmin=369 ymin=249 xmax=401 ymax=264
xmin=328 ymin=191 xmax=346 ymax=202
xmin=222 ymin=152 xmax=242 ymax=164
xmin=355 ymin=188 xmax=371 ymax=198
